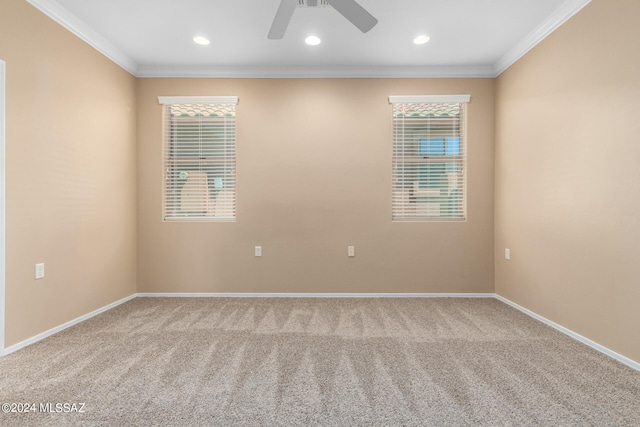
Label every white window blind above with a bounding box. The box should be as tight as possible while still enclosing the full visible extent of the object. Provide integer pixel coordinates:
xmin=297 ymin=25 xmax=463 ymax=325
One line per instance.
xmin=390 ymin=96 xmax=469 ymax=221
xmin=159 ymin=96 xmax=238 ymax=221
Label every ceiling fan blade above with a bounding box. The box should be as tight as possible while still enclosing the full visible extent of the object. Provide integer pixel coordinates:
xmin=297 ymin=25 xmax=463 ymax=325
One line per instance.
xmin=268 ymin=0 xmax=298 ymax=40
xmin=326 ymin=0 xmax=378 ymax=33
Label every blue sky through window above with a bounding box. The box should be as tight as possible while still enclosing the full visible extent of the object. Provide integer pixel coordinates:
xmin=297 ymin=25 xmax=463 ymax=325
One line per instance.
xmin=419 ymin=137 xmax=460 ymax=156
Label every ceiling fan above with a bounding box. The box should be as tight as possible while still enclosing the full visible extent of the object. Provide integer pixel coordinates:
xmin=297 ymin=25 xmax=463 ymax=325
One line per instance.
xmin=268 ymin=0 xmax=378 ymax=40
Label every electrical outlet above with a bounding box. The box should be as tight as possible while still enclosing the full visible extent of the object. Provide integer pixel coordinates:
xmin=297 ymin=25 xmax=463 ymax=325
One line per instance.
xmin=348 ymin=246 xmax=355 ymax=257
xmin=35 ymin=263 xmax=45 ymax=279
xmin=505 ymin=248 xmax=511 ymax=260
xmin=255 ymin=246 xmax=262 ymax=257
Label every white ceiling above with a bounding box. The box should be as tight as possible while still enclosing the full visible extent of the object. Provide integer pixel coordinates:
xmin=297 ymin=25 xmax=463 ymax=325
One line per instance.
xmin=29 ymin=0 xmax=591 ymax=77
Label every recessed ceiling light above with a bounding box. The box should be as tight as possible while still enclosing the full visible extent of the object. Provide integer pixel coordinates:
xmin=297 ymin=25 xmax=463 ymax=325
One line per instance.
xmin=305 ymin=35 xmax=322 ymax=46
xmin=193 ymin=36 xmax=210 ymax=46
xmin=413 ymin=35 xmax=431 ymax=45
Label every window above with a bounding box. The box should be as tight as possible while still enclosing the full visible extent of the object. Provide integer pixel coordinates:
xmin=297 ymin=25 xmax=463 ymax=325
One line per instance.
xmin=159 ymin=96 xmax=238 ymax=221
xmin=389 ymin=95 xmax=469 ymax=221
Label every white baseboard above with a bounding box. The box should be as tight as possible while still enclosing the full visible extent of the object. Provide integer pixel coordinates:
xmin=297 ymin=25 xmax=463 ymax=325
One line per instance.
xmin=3 ymin=294 xmax=136 ymax=356
xmin=135 ymin=292 xmax=495 ymax=298
xmin=495 ymin=294 xmax=640 ymax=372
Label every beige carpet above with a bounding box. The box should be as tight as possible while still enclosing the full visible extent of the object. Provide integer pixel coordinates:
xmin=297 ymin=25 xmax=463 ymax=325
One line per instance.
xmin=0 ymin=297 xmax=639 ymax=426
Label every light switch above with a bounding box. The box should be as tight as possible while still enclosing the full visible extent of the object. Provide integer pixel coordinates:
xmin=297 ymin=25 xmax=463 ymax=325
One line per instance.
xmin=348 ymin=246 xmax=355 ymax=257
xmin=255 ymin=246 xmax=262 ymax=257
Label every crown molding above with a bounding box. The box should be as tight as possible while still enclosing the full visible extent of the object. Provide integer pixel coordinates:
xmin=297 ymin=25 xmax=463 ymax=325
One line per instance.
xmin=27 ymin=0 xmax=591 ymax=79
xmin=26 ymin=0 xmax=138 ymax=75
xmin=136 ymin=64 xmax=496 ymax=79
xmin=494 ymin=0 xmax=592 ymax=76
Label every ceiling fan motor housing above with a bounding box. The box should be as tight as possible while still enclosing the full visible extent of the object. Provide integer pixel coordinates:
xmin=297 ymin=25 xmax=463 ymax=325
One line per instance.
xmin=298 ymin=0 xmax=329 ymax=7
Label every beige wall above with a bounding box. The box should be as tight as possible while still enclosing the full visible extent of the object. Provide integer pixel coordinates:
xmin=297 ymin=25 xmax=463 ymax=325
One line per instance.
xmin=495 ymin=0 xmax=640 ymax=362
xmin=12 ymin=0 xmax=636 ymax=367
xmin=137 ymin=78 xmax=495 ymax=293
xmin=0 ymin=0 xmax=137 ymax=346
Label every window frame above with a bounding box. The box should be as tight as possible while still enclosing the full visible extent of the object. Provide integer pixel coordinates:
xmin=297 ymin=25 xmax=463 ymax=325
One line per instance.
xmin=158 ymin=96 xmax=238 ymax=222
xmin=389 ymin=95 xmax=470 ymax=222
